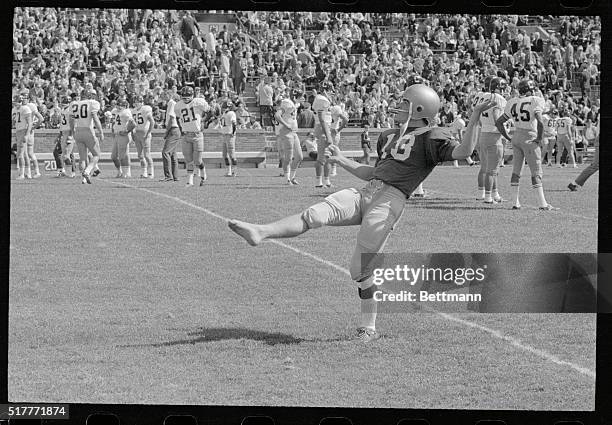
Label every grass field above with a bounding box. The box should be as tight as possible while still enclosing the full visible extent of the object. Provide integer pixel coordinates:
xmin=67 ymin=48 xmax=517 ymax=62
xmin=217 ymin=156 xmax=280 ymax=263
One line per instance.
xmin=9 ymin=161 xmax=597 ymax=410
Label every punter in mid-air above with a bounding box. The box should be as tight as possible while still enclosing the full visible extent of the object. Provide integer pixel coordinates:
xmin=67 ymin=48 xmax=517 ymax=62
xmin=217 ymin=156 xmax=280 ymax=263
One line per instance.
xmin=228 ymin=84 xmax=496 ymax=342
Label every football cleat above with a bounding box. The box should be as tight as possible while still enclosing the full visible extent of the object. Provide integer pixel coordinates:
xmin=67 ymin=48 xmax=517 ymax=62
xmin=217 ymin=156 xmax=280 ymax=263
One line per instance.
xmin=199 ymin=177 xmax=206 ymax=186
xmin=512 ymin=205 xmax=521 ymax=210
xmin=315 ymin=184 xmax=323 ymax=188
xmin=15 ymin=175 xmax=25 ymax=180
xmin=56 ymin=171 xmax=66 ymax=178
xmin=483 ymin=199 xmax=497 ymax=205
xmin=159 ymin=177 xmax=174 ymax=182
xmin=355 ymin=327 xmax=381 ymax=342
xmin=539 ymin=204 xmax=559 ymax=211
xmin=92 ymin=169 xmax=101 ymax=177
xmin=33 ymin=172 xmax=41 ymax=178
xmin=412 ymin=192 xmax=427 ymax=198
xmin=290 ymin=178 xmax=299 ymax=185
xmin=81 ymin=171 xmax=92 ymax=184
xmin=115 ymin=171 xmax=123 ymax=178
xmin=568 ymin=183 xmax=578 ymax=191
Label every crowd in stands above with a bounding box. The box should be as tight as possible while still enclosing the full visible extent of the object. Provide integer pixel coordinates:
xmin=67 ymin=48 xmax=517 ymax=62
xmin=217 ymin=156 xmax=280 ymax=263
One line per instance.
xmin=13 ymin=9 xmax=601 ymax=136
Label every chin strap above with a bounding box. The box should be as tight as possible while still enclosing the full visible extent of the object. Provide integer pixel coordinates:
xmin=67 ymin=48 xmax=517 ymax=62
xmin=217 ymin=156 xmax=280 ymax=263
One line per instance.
xmin=398 ymin=99 xmax=413 ymax=139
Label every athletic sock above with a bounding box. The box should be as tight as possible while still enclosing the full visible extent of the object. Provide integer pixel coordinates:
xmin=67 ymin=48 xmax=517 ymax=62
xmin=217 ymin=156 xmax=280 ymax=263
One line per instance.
xmin=360 ymin=296 xmax=377 ymax=331
xmin=324 ymin=177 xmax=331 ymax=186
xmin=535 ymin=186 xmax=547 ymax=207
xmin=316 ymin=176 xmax=323 ymax=186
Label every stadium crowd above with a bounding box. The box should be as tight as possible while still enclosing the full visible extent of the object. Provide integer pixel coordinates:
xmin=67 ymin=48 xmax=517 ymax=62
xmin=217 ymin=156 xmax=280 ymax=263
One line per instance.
xmin=12 ymin=9 xmax=601 ymax=134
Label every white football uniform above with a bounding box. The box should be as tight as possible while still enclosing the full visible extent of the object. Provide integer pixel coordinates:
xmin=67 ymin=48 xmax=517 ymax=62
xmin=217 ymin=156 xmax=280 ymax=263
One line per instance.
xmin=503 ymin=95 xmax=545 ymax=136
xmin=166 ymin=99 xmax=178 ymax=128
xmin=312 ymin=94 xmax=332 ymax=126
xmin=542 ymin=115 xmax=557 ymax=138
xmin=474 ymin=92 xmax=507 ymax=133
xmin=278 ymin=99 xmax=297 ymax=136
xmin=221 ymin=110 xmax=237 ymax=135
xmin=174 ymin=98 xmax=209 ymax=133
xmin=556 ymin=117 xmax=573 ymax=138
xmin=134 ymin=105 xmax=153 ymax=133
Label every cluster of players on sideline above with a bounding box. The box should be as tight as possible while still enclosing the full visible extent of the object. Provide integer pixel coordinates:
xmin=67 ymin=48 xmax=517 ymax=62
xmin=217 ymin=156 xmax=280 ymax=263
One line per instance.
xmin=12 ymin=75 xmax=599 ymax=205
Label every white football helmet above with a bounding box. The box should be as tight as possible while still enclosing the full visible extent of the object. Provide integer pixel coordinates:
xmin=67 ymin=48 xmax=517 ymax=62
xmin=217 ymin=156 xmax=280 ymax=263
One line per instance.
xmin=389 ymin=83 xmax=440 ymax=126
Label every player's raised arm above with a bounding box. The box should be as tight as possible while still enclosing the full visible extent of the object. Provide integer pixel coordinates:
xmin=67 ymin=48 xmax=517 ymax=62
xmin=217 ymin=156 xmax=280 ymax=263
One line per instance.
xmin=452 ymin=99 xmax=496 ymax=160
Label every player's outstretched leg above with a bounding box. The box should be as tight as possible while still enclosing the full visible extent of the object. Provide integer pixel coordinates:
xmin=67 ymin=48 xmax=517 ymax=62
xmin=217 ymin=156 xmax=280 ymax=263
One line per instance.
xmin=228 ymin=214 xmax=309 ymax=246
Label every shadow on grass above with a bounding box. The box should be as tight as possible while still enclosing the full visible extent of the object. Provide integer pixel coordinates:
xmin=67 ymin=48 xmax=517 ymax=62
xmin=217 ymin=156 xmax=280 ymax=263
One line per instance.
xmin=408 ymin=203 xmax=502 ymax=211
xmin=125 ymin=327 xmax=306 ymax=347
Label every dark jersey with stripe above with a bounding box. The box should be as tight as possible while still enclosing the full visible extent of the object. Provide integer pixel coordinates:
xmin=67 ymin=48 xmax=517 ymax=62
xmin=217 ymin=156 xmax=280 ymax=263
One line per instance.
xmin=373 ymin=126 xmax=459 ymax=196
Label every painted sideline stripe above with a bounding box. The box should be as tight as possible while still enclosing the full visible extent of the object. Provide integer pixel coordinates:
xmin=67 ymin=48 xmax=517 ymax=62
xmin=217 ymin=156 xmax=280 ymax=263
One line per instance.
xmin=103 ymin=178 xmax=596 ymax=380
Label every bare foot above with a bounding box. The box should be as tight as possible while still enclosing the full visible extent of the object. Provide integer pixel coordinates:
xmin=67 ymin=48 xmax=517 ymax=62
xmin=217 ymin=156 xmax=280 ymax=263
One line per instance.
xmin=228 ymin=220 xmax=264 ymax=246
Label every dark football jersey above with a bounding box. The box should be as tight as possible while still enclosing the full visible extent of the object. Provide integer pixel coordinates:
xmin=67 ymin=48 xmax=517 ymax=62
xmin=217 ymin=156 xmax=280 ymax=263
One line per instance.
xmin=373 ymin=126 xmax=459 ymax=196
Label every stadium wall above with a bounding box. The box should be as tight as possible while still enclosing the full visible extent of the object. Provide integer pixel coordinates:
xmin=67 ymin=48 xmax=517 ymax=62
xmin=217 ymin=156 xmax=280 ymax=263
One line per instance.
xmin=12 ymin=129 xmax=386 ymax=153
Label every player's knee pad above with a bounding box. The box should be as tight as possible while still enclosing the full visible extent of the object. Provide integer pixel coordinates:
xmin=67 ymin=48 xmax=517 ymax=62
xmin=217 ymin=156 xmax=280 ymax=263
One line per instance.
xmin=510 ymin=173 xmax=521 ymax=185
xmin=531 ymin=174 xmax=542 ymax=188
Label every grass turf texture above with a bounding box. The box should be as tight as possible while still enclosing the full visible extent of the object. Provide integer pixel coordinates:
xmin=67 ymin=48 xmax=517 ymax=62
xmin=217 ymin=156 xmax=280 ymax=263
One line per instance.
xmin=9 ymin=163 xmax=597 ymax=409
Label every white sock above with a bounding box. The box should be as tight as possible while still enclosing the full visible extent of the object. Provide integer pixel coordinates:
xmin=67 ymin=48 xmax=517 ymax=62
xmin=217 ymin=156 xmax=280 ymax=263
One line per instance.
xmin=493 ymin=188 xmax=500 ymax=199
xmin=512 ymin=185 xmax=520 ymax=207
xmin=324 ymin=177 xmax=331 ymax=186
xmin=360 ymin=284 xmax=377 ymax=331
xmin=148 ymin=164 xmax=154 ymax=177
xmin=478 ymin=188 xmax=485 ymax=198
xmin=290 ymin=170 xmax=297 ymax=180
xmin=316 ymin=176 xmax=323 ymax=186
xmin=286 ymin=165 xmax=291 ymax=181
xmin=535 ymin=186 xmax=547 ymax=207
xmin=227 ymin=165 xmax=232 ymax=175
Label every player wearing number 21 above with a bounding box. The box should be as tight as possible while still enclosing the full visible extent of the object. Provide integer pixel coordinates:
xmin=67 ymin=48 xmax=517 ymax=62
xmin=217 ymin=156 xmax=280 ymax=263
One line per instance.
xmin=174 ymin=86 xmax=210 ymax=186
xmin=229 ymin=85 xmax=497 ymax=342
xmin=495 ymin=79 xmax=557 ymax=210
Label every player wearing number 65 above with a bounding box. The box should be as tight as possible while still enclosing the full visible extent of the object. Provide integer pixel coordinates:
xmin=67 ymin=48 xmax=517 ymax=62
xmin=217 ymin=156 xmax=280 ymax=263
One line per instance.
xmin=228 ymin=84 xmax=497 ymax=342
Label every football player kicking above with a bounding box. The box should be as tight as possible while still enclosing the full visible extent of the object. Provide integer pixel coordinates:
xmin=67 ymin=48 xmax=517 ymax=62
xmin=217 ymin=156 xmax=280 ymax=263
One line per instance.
xmin=70 ymin=89 xmax=104 ymax=184
xmin=568 ymin=121 xmax=599 ymax=191
xmin=133 ymin=95 xmax=156 ymax=178
xmin=228 ymin=85 xmax=495 ymax=342
xmin=174 ymin=86 xmax=210 ymax=186
xmin=275 ymin=98 xmax=302 ymax=185
xmin=111 ymin=98 xmax=136 ymax=178
xmin=495 ymin=80 xmax=556 ymax=210
xmin=473 ymin=76 xmax=508 ymax=204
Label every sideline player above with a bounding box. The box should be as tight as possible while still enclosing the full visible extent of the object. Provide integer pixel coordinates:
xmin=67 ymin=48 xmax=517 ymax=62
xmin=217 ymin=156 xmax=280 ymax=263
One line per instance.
xmin=161 ymin=91 xmax=181 ymax=182
xmin=174 ymin=86 xmax=210 ymax=186
xmin=329 ymin=102 xmax=349 ymax=177
xmin=542 ymin=109 xmax=558 ymax=166
xmin=12 ymin=94 xmax=32 ymax=179
xmin=474 ymin=77 xmax=507 ymax=204
xmin=228 ymin=85 xmax=495 ymax=341
xmin=556 ymin=110 xmax=576 ymax=168
xmin=70 ymin=89 xmax=104 ymax=184
xmin=312 ymin=83 xmax=336 ymax=188
xmin=133 ymin=95 xmax=156 ymax=178
xmin=495 ymin=80 xmax=556 ymax=210
xmin=56 ymin=96 xmax=76 ymax=177
xmin=568 ymin=120 xmax=599 ymax=190
xmin=22 ymin=89 xmax=44 ymax=178
xmin=221 ymin=101 xmax=238 ymax=177
xmin=111 ymin=98 xmax=135 ymax=178
xmin=275 ymin=97 xmax=302 ymax=185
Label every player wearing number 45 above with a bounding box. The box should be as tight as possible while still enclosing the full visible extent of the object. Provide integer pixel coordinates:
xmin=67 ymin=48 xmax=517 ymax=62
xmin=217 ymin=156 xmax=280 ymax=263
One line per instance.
xmin=229 ymin=85 xmax=496 ymax=342
xmin=495 ymin=80 xmax=558 ymax=211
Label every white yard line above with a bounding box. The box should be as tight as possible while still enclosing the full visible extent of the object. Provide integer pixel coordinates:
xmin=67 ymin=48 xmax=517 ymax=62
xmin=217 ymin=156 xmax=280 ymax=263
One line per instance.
xmin=102 ymin=178 xmax=596 ymax=380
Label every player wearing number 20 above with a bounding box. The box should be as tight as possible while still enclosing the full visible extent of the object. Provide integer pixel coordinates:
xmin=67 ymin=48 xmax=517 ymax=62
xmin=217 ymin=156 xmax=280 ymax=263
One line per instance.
xmin=228 ymin=85 xmax=496 ymax=342
xmin=133 ymin=96 xmax=156 ymax=179
xmin=174 ymin=86 xmax=210 ymax=186
xmin=70 ymin=90 xmax=104 ymax=184
xmin=495 ymin=79 xmax=557 ymax=210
